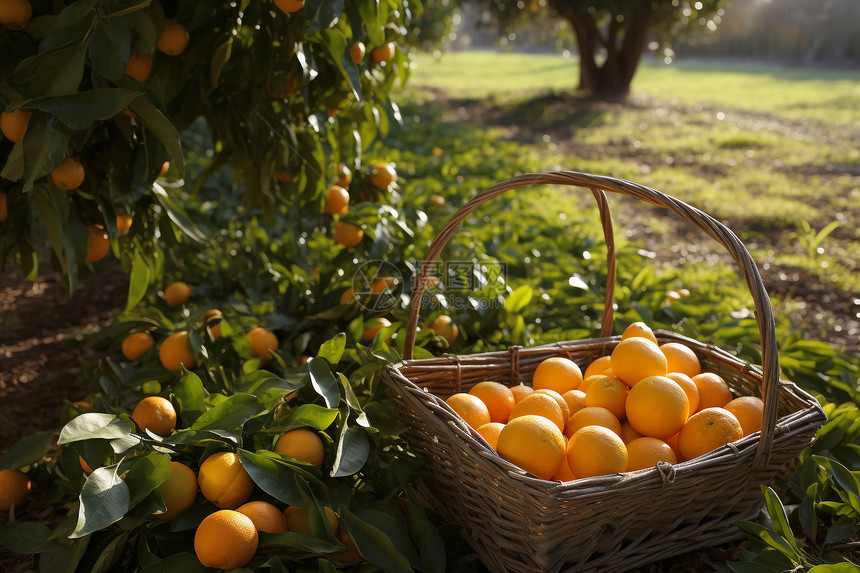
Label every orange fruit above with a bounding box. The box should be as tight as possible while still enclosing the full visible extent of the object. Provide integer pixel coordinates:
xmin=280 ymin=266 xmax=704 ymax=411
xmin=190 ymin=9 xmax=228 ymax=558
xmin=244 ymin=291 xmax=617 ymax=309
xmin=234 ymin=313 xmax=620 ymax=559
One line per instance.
xmin=164 ymin=281 xmax=191 ymax=306
xmin=158 ymin=330 xmax=197 ymax=372
xmin=122 ymin=332 xmax=155 ymax=361
xmin=0 ymin=468 xmax=31 ymax=511
xmin=248 ymin=327 xmax=279 ymax=359
xmin=666 ymin=372 xmax=699 ymax=414
xmin=0 ymin=0 xmax=32 ymax=27
xmin=468 ymin=381 xmax=515 ymax=424
xmin=325 ymin=185 xmax=349 ymax=215
xmin=237 ymin=501 xmax=288 ymax=533
xmin=678 ymin=407 xmax=743 ymax=461
xmin=335 ymin=163 xmax=352 ymax=186
xmin=508 ymin=392 xmax=564 ymax=432
xmin=156 ymin=21 xmax=190 ymax=55
xmin=85 ymin=225 xmax=110 ymax=262
xmin=371 ymin=42 xmax=395 ymax=63
xmin=274 ymin=428 xmax=325 ymax=467
xmin=578 ymin=375 xmax=600 ymax=394
xmin=198 ymin=452 xmax=255 ymax=509
xmin=361 ymin=317 xmax=390 ymax=342
xmin=475 ymin=422 xmax=505 ymax=450
xmin=510 ymin=384 xmax=533 ymax=404
xmin=552 ymin=456 xmax=577 ymax=482
xmin=0 ymin=190 xmax=7 ymax=221
xmin=583 ymin=355 xmax=612 ymax=378
xmin=664 ymin=432 xmax=682 ymax=460
xmin=625 ymin=437 xmax=677 ymax=471
xmin=724 ymin=396 xmax=764 ymax=437
xmin=369 ymin=162 xmax=396 ymax=189
xmin=125 ymin=53 xmax=153 ymax=82
xmin=338 ymin=288 xmax=355 ymax=305
xmin=200 ymin=309 xmax=222 ymax=339
xmin=532 ymin=356 xmax=583 ymax=394
xmin=155 ymin=461 xmax=197 ymax=520
xmin=619 ymin=420 xmax=643 ymax=444
xmin=194 ymin=509 xmax=258 ymax=569
xmin=431 ymin=146 xmax=443 ymax=156
xmin=430 ymin=315 xmax=458 ymax=345
xmin=132 ymin=396 xmax=177 ymax=436
xmin=0 ymin=104 xmax=31 ymax=143
xmin=610 ymin=337 xmax=668 ymax=387
xmin=691 ymin=372 xmax=733 ymax=412
xmin=283 ymin=505 xmax=339 ymax=536
xmin=621 ymin=321 xmax=658 ymax=345
xmin=116 ymin=213 xmax=133 ymax=234
xmin=660 ymin=342 xmax=701 ymax=377
xmin=534 ymin=389 xmax=570 ymax=425
xmin=496 ymin=414 xmax=566 ymax=480
xmin=370 ymin=276 xmax=396 ymax=294
xmin=625 ymin=376 xmax=689 ymax=439
xmin=52 ymin=157 xmax=85 ymax=190
xmin=583 ymin=375 xmax=629 ymax=420
xmin=274 ymin=0 xmax=304 ymax=13
xmin=567 ymin=426 xmax=628 ymax=478
xmin=334 ymin=222 xmax=363 ymax=247
xmin=561 ymin=389 xmax=586 ymax=416
xmin=446 ymin=393 xmax=491 ymax=429
xmin=430 ymin=194 xmax=445 ymax=208
xmin=564 ymin=406 xmax=621 ymax=439
xmin=275 ymin=170 xmax=295 ymax=182
xmin=350 ymin=41 xmax=365 ymax=64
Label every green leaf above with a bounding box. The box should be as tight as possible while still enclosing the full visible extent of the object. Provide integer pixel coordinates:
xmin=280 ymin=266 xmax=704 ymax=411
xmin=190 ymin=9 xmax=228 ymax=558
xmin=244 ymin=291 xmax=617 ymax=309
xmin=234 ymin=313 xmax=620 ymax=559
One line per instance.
xmin=151 ymin=184 xmax=206 ymax=242
xmin=257 ymin=531 xmax=342 ymax=556
xmin=281 ymin=404 xmax=339 ymax=431
xmin=58 ymin=413 xmax=134 ymax=445
xmin=123 ymin=453 xmax=170 ymax=509
xmin=22 ymin=113 xmax=72 ymax=193
xmin=0 ymin=431 xmax=55 ymax=470
xmin=71 ymin=465 xmax=131 ymax=538
xmin=190 ymin=394 xmax=258 ymax=435
xmin=330 ymin=425 xmax=368 ymax=478
xmin=139 ymin=552 xmax=208 ymax=573
xmin=89 ymin=18 xmax=124 ymax=80
xmin=173 ymin=366 xmax=209 ymax=427
xmin=823 ymin=516 xmax=856 ymax=547
xmin=308 ymin=357 xmax=340 ymax=409
xmin=105 ymin=0 xmax=152 ymax=18
xmin=125 ymin=252 xmax=151 ymax=312
xmin=90 ymin=529 xmax=132 ymax=573
xmin=36 ymin=89 xmax=143 ymax=131
xmin=505 ymin=285 xmax=533 ymax=313
xmin=405 ymin=488 xmax=446 ymax=573
xmin=0 ymin=522 xmax=54 ymax=553
xmin=809 ymin=564 xmax=860 ymax=573
xmin=238 ymin=449 xmax=320 ymax=506
xmin=357 ymin=0 xmax=384 ymax=46
xmin=339 ymin=508 xmax=413 ymax=573
xmin=32 ymin=41 xmax=90 ymax=97
xmin=127 ymin=98 xmax=184 ymax=173
xmin=319 ymin=28 xmax=361 ymax=100
xmin=317 ymin=333 xmax=346 ymax=366
xmin=762 ymin=486 xmax=801 ymax=553
xmin=210 ymin=38 xmax=232 ymax=91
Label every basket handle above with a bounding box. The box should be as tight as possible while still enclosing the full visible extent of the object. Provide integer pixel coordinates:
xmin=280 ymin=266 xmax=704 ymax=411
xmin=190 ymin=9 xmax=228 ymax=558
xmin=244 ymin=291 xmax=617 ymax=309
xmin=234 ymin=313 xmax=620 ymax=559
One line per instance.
xmin=404 ymin=171 xmax=779 ymax=466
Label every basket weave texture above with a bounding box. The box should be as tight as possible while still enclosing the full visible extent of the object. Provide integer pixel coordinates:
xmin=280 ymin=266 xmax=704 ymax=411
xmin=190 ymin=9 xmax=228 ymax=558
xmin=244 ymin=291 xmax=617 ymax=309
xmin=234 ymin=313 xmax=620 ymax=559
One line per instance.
xmin=381 ymin=171 xmax=827 ymax=573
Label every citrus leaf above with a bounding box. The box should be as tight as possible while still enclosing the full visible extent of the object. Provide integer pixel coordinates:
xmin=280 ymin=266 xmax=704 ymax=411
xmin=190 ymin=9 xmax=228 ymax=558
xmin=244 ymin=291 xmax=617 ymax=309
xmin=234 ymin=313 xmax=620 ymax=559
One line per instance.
xmin=90 ymin=529 xmax=132 ymax=573
xmin=317 ymin=333 xmax=346 ymax=366
xmin=257 ymin=531 xmax=342 ymax=556
xmin=71 ymin=465 xmax=131 ymax=538
xmin=173 ymin=366 xmax=209 ymax=426
xmin=139 ymin=552 xmax=208 ymax=573
xmin=338 ymin=508 xmax=413 ymax=573
xmin=405 ymin=487 xmax=446 ymax=573
xmin=357 ymin=0 xmax=383 ymax=46
xmin=35 ymin=89 xmax=142 ymax=130
xmin=89 ymin=18 xmax=125 ymax=80
xmin=105 ymin=0 xmax=152 ymax=18
xmin=505 ymin=284 xmax=533 ymax=312
xmin=125 ymin=252 xmax=151 ymax=312
xmin=0 ymin=522 xmax=54 ymax=554
xmin=127 ymin=99 xmax=184 ymax=173
xmin=58 ymin=413 xmax=134 ymax=445
xmin=308 ymin=357 xmax=340 ymax=409
xmin=190 ymin=394 xmax=257 ymax=434
xmin=0 ymin=431 xmax=55 ymax=470
xmin=123 ymin=453 xmax=170 ymax=509
xmin=330 ymin=425 xmax=369 ymax=478
xmin=281 ymin=404 xmax=339 ymax=431
xmin=238 ymin=449 xmax=320 ymax=506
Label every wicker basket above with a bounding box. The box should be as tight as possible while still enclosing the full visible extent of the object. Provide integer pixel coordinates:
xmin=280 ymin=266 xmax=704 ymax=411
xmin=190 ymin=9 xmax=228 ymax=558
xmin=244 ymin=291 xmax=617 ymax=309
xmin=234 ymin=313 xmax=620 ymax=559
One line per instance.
xmin=381 ymin=171 xmax=827 ymax=573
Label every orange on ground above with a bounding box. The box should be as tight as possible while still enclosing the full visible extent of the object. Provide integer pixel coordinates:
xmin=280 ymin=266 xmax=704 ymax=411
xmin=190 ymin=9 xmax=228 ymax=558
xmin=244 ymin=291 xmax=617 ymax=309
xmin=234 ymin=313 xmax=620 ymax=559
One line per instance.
xmin=248 ymin=327 xmax=279 ymax=359
xmin=237 ymin=501 xmax=287 ymax=533
xmin=0 ymin=0 xmax=31 ymax=27
xmin=132 ymin=396 xmax=177 ymax=436
xmin=200 ymin=309 xmax=222 ymax=339
xmin=0 ymin=469 xmax=31 ymax=511
xmin=583 ymin=375 xmax=629 ymax=420
xmin=583 ymin=355 xmax=612 ymax=379
xmin=508 ymin=392 xmax=564 ymax=432
xmin=621 ymin=321 xmax=658 ymax=344
xmin=567 ymin=425 xmax=628 ymax=478
xmin=561 ymin=389 xmax=587 ymax=416
xmin=625 ymin=437 xmax=677 ymax=471
xmin=691 ymin=372 xmax=733 ymax=412
xmin=532 ymin=356 xmax=583 ymax=394
xmin=339 ymin=288 xmax=355 ymax=305
xmin=155 ymin=461 xmax=197 ymax=520
xmin=625 ymin=376 xmax=689 ymax=439
xmin=725 ymin=396 xmax=764 ymax=437
xmin=678 ymin=407 xmax=743 ymax=461
xmin=510 ymin=384 xmax=533 ymax=404
xmin=274 ymin=0 xmax=304 ymax=13
xmin=371 ymin=42 xmax=395 ymax=63
xmin=274 ymin=427 xmax=325 ymax=467
xmin=334 ymin=222 xmax=363 ymax=247
xmin=619 ymin=420 xmax=643 ymax=444
xmin=552 ymin=456 xmax=577 ymax=482
xmin=430 ymin=315 xmax=458 ymax=345
xmin=158 ymin=330 xmax=197 ymax=372
xmin=476 ymin=422 xmax=504 ymax=450
xmin=164 ymin=281 xmax=191 ymax=306
xmin=85 ymin=225 xmax=110 ymax=262
xmin=125 ymin=53 xmax=153 ymax=82
xmin=156 ymin=21 xmax=190 ymax=55
xmin=534 ymin=389 xmax=570 ymax=424
xmin=610 ymin=337 xmax=668 ymax=387
xmin=52 ymin=157 xmax=85 ymax=190
xmin=369 ymin=162 xmax=396 ymax=189
xmin=122 ymin=332 xmax=155 ymax=361
xmin=564 ymin=406 xmax=621 ymax=439
xmin=446 ymin=393 xmax=491 ymax=429
xmin=361 ymin=317 xmax=391 ymax=342
xmin=497 ymin=415 xmax=566 ymax=480
xmin=350 ymin=41 xmax=365 ymax=64
xmin=468 ymin=381 xmax=515 ymax=424
xmin=284 ymin=505 xmax=339 ymax=536
xmin=194 ymin=509 xmax=258 ymax=570
xmin=325 ymin=185 xmax=349 ymax=215
xmin=660 ymin=342 xmax=702 ymax=378
xmin=116 ymin=213 xmax=133 ymax=234
xmin=0 ymin=105 xmax=31 ymax=143
xmin=666 ymin=372 xmax=700 ymax=415
xmin=198 ymin=452 xmax=255 ymax=509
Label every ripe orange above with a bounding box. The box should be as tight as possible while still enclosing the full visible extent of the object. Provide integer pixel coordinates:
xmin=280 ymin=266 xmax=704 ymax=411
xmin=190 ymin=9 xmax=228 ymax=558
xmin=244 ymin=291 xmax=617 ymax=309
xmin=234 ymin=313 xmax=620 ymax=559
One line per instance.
xmin=371 ymin=42 xmax=395 ymax=63
xmin=132 ymin=396 xmax=177 ymax=436
xmin=446 ymin=393 xmax=491 ymax=429
xmin=510 ymin=384 xmax=533 ymax=404
xmin=664 ymin=432 xmax=682 ymax=460
xmin=508 ymin=392 xmax=564 ymax=432
xmin=0 ymin=0 xmax=31 ymax=27
xmin=496 ymin=415 xmax=566 ymax=480
xmin=430 ymin=315 xmax=458 ymax=345
xmin=51 ymin=157 xmax=85 ymax=190
xmin=621 ymin=321 xmax=658 ymax=344
xmin=534 ymin=389 xmax=570 ymax=425
xmin=194 ymin=509 xmax=258 ymax=569
xmin=532 ymin=356 xmax=583 ymax=394
xmin=350 ymin=41 xmax=365 ymax=64
xmin=564 ymin=406 xmax=621 ymax=439
xmin=583 ymin=375 xmax=629 ymax=420
xmin=369 ymin=162 xmax=396 ymax=189
xmin=237 ymin=501 xmax=288 ymax=533
xmin=0 ymin=104 xmax=31 ymax=143
xmin=283 ymin=505 xmax=339 ymax=536
xmin=724 ymin=396 xmax=764 ymax=437
xmin=85 ymin=225 xmax=110 ymax=262
xmin=625 ymin=376 xmax=689 ymax=439
xmin=198 ymin=452 xmax=255 ymax=509
xmin=666 ymin=372 xmax=699 ymax=414
xmin=122 ymin=332 xmax=155 ymax=361
xmin=468 ymin=381 xmax=515 ymax=424
xmin=125 ymin=53 xmax=153 ymax=82
xmin=155 ymin=461 xmax=197 ymax=520
xmin=625 ymin=437 xmax=677 ymax=471
xmin=158 ymin=330 xmax=197 ymax=372
xmin=275 ymin=170 xmax=295 ymax=182
xmin=333 ymin=163 xmax=352 ymax=187
xmin=360 ymin=317 xmax=390 ymax=342
xmin=274 ymin=427 xmax=325 ymax=467
xmin=338 ymin=288 xmax=355 ymax=305
xmin=475 ymin=422 xmax=505 ymax=450
xmin=660 ymin=342 xmax=702 ymax=377
xmin=561 ymin=389 xmax=586 ymax=416
xmin=334 ymin=222 xmax=364 ymax=247
xmin=0 ymin=190 xmax=7 ymax=221
xmin=116 ymin=213 xmax=133 ymax=234
xmin=619 ymin=420 xmax=643 ymax=444
xmin=552 ymin=455 xmax=577 ymax=482
xmin=583 ymin=355 xmax=612 ymax=378
xmin=678 ymin=407 xmax=743 ymax=461
xmin=274 ymin=0 xmax=304 ymax=13
xmin=200 ymin=309 xmax=222 ymax=339
xmin=578 ymin=375 xmax=600 ymax=394
xmin=610 ymin=337 xmax=668 ymax=387
xmin=0 ymin=468 xmax=31 ymax=511
xmin=567 ymin=426 xmax=628 ymax=478
xmin=430 ymin=194 xmax=445 ymax=208
xmin=164 ymin=281 xmax=191 ymax=306
xmin=431 ymin=146 xmax=443 ymax=156
xmin=370 ymin=276 xmax=395 ymax=294
xmin=156 ymin=21 xmax=190 ymax=56
xmin=325 ymin=185 xmax=349 ymax=215
xmin=691 ymin=372 xmax=733 ymax=412
xmin=248 ymin=327 xmax=279 ymax=359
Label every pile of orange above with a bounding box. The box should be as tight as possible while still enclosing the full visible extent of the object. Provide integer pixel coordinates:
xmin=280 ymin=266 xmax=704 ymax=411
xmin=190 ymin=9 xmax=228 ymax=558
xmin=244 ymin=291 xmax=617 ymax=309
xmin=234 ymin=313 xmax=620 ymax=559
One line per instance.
xmin=445 ymin=322 xmax=763 ymax=481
